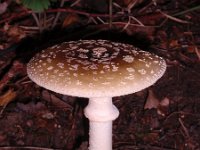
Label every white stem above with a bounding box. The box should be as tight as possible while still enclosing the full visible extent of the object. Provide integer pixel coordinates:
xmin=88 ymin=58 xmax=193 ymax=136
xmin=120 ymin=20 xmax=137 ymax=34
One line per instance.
xmin=84 ymin=97 xmax=119 ymax=150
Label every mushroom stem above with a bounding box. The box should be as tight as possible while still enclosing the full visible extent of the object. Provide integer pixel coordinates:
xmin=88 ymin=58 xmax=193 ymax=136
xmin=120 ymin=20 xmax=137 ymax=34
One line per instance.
xmin=84 ymin=97 xmax=119 ymax=150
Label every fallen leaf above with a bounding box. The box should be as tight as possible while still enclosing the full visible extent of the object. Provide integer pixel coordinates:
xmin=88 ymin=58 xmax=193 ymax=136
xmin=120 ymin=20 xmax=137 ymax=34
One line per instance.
xmin=169 ymin=40 xmax=179 ymax=48
xmin=62 ymin=13 xmax=80 ymax=28
xmin=0 ymin=2 xmax=8 ymax=15
xmin=157 ymin=97 xmax=170 ymax=116
xmin=143 ymin=132 xmax=159 ymax=143
xmin=160 ymin=97 xmax=170 ymax=107
xmin=144 ymin=90 xmax=170 ymax=116
xmin=0 ymin=89 xmax=17 ymax=106
xmin=42 ymin=90 xmax=73 ymax=110
xmin=7 ymin=25 xmax=26 ymax=41
xmin=195 ymin=47 xmax=200 ymax=60
xmin=187 ymin=45 xmax=196 ymax=53
xmin=144 ymin=89 xmax=159 ymax=110
xmin=3 ymin=24 xmax=26 ymax=44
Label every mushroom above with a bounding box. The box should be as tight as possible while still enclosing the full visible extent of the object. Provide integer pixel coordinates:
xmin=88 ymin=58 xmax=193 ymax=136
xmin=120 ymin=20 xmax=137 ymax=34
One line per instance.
xmin=27 ymin=40 xmax=166 ymax=150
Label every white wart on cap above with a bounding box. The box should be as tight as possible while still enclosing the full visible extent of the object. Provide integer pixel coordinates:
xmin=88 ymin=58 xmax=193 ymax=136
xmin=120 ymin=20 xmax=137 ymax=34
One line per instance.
xmin=27 ymin=40 xmax=166 ymax=98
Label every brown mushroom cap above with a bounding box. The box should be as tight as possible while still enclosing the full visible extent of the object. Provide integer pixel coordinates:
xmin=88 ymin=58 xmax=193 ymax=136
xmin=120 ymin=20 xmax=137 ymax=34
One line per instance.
xmin=27 ymin=40 xmax=166 ymax=98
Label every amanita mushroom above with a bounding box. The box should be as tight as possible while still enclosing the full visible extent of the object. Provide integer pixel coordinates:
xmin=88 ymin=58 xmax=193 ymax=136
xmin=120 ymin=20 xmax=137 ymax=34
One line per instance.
xmin=27 ymin=40 xmax=166 ymax=150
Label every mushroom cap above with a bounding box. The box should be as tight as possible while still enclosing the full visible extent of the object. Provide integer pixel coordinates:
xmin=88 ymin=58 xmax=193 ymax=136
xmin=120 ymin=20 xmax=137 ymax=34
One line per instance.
xmin=27 ymin=40 xmax=166 ymax=98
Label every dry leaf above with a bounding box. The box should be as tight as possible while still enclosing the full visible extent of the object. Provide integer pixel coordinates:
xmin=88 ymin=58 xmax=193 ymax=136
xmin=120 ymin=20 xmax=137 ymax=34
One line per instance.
xmin=160 ymin=97 xmax=169 ymax=107
xmin=187 ymin=45 xmax=196 ymax=53
xmin=42 ymin=90 xmax=73 ymax=110
xmin=144 ymin=90 xmax=170 ymax=116
xmin=62 ymin=13 xmax=80 ymax=28
xmin=7 ymin=26 xmax=26 ymax=40
xmin=195 ymin=47 xmax=200 ymax=60
xmin=157 ymin=97 xmax=170 ymax=116
xmin=0 ymin=89 xmax=17 ymax=106
xmin=144 ymin=89 xmax=159 ymax=110
xmin=143 ymin=132 xmax=159 ymax=143
xmin=169 ymin=40 xmax=179 ymax=48
xmin=0 ymin=2 xmax=8 ymax=15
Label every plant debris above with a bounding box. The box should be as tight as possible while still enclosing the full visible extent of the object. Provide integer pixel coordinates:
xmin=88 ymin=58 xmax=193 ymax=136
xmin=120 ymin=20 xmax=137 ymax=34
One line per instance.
xmin=0 ymin=0 xmax=200 ymax=149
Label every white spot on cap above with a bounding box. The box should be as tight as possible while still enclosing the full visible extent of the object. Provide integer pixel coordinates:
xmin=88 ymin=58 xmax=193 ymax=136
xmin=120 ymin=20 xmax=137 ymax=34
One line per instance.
xmin=88 ymin=83 xmax=94 ymax=88
xmin=93 ymin=77 xmax=99 ymax=81
xmin=93 ymin=47 xmax=107 ymax=58
xmin=59 ymin=73 xmax=64 ymax=76
xmin=47 ymin=58 xmax=52 ymax=63
xmin=102 ymin=82 xmax=110 ymax=85
xmin=125 ymin=75 xmax=135 ymax=80
xmin=73 ymin=73 xmax=78 ymax=77
xmin=138 ymin=69 xmax=147 ymax=75
xmin=57 ymin=63 xmax=64 ymax=69
xmin=127 ymin=67 xmax=135 ymax=72
xmin=112 ymin=65 xmax=118 ymax=72
xmin=47 ymin=66 xmax=54 ymax=70
xmin=145 ymin=63 xmax=150 ymax=68
xmin=138 ymin=58 xmax=146 ymax=62
xmin=41 ymin=54 xmax=48 ymax=58
xmin=90 ymin=64 xmax=98 ymax=70
xmin=78 ymin=48 xmax=89 ymax=53
xmin=100 ymin=70 xmax=105 ymax=74
xmin=70 ymin=64 xmax=79 ymax=70
xmin=79 ymin=53 xmax=88 ymax=59
xmin=76 ymin=80 xmax=82 ymax=85
xmin=53 ymin=69 xmax=59 ymax=74
xmin=120 ymin=81 xmax=126 ymax=85
xmin=103 ymin=65 xmax=110 ymax=71
xmin=93 ymin=71 xmax=97 ymax=74
xmin=123 ymin=55 xmax=134 ymax=63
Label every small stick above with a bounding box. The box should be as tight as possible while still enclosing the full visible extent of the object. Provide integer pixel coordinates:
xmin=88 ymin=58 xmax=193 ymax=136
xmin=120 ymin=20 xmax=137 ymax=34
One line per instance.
xmin=52 ymin=0 xmax=65 ymax=28
xmin=0 ymin=146 xmax=57 ymax=150
xmin=31 ymin=12 xmax=41 ymax=30
xmin=0 ymin=104 xmax=7 ymax=116
xmin=109 ymin=0 xmax=113 ymax=28
xmin=178 ymin=117 xmax=190 ymax=138
xmin=159 ymin=10 xmax=189 ymax=24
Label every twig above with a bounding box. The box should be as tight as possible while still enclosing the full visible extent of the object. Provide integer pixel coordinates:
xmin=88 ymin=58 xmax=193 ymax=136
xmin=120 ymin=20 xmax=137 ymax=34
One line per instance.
xmin=130 ymin=16 xmax=144 ymax=26
xmin=16 ymin=75 xmax=29 ymax=84
xmin=107 ymin=21 xmax=159 ymax=28
xmin=173 ymin=5 xmax=200 ymax=16
xmin=163 ymin=111 xmax=200 ymax=125
xmin=178 ymin=118 xmax=190 ymax=138
xmin=122 ymin=17 xmax=131 ymax=31
xmin=158 ymin=10 xmax=189 ymax=24
xmin=113 ymin=2 xmax=122 ymax=9
xmin=38 ymin=12 xmax=43 ymax=32
xmin=138 ymin=1 xmax=154 ymax=14
xmin=52 ymin=0 xmax=65 ymax=28
xmin=70 ymin=0 xmax=81 ymax=7
xmin=109 ymin=0 xmax=113 ymax=28
xmin=31 ymin=12 xmax=42 ymax=32
xmin=114 ymin=142 xmax=176 ymax=150
xmin=19 ymin=26 xmax=39 ymax=30
xmin=0 ymin=146 xmax=58 ymax=150
xmin=88 ymin=17 xmax=98 ymax=24
xmin=195 ymin=47 xmax=200 ymax=61
xmin=97 ymin=17 xmax=106 ymax=24
xmin=31 ymin=12 xmax=40 ymax=28
xmin=46 ymin=8 xmax=114 ymax=18
xmin=127 ymin=0 xmax=138 ymax=12
xmin=0 ymin=104 xmax=7 ymax=116
xmin=43 ymin=12 xmax=47 ymax=30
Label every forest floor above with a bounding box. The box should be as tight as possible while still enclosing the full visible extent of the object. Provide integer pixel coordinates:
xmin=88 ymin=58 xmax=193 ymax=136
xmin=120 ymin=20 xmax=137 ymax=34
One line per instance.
xmin=0 ymin=0 xmax=200 ymax=150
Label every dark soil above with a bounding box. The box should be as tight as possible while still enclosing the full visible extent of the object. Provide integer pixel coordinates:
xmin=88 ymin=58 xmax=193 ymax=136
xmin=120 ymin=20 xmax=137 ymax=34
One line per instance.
xmin=0 ymin=0 xmax=200 ymax=150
